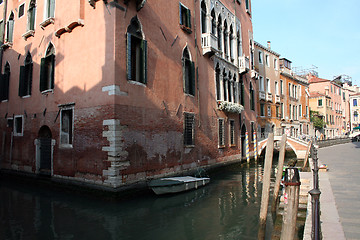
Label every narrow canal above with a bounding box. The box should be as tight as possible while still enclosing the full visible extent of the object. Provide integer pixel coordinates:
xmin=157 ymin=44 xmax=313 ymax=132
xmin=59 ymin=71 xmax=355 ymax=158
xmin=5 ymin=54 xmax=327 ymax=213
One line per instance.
xmin=0 ymin=160 xmax=285 ymax=240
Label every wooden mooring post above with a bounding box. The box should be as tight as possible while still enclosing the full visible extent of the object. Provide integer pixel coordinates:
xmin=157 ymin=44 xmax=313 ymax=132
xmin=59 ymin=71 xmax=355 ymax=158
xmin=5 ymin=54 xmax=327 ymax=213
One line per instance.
xmin=271 ymin=134 xmax=287 ymax=212
xmin=280 ymin=167 xmax=301 ymax=240
xmin=258 ymin=133 xmax=274 ymax=239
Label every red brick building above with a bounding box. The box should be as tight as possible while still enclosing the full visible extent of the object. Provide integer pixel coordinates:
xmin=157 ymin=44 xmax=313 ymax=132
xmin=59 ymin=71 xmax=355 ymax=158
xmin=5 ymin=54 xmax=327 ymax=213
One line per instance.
xmin=0 ymin=0 xmax=256 ymax=189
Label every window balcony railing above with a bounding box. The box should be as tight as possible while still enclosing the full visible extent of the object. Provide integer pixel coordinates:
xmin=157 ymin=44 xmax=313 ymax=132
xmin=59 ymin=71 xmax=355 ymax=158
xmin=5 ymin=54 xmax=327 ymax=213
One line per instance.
xmin=266 ymin=92 xmax=273 ymax=102
xmin=259 ymin=91 xmax=266 ymax=100
xmin=238 ymin=55 xmax=250 ymax=74
xmin=201 ymin=33 xmax=218 ymax=56
xmin=275 ymin=95 xmax=280 ymax=103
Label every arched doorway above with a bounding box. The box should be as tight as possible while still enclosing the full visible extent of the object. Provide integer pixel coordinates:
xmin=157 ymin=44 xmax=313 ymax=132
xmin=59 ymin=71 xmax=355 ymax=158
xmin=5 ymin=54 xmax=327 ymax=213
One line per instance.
xmin=241 ymin=124 xmax=247 ymax=158
xmin=36 ymin=126 xmax=54 ymax=176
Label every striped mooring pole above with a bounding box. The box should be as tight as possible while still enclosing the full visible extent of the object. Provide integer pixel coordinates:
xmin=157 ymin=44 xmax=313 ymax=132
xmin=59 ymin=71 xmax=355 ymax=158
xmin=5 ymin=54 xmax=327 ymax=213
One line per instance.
xmin=253 ymin=131 xmax=257 ymax=161
xmin=245 ymin=131 xmax=250 ymax=162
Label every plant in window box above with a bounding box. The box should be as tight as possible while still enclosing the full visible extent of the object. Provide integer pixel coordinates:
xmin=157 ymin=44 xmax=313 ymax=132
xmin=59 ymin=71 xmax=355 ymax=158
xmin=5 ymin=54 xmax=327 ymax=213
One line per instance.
xmin=217 ymin=101 xmax=244 ymax=114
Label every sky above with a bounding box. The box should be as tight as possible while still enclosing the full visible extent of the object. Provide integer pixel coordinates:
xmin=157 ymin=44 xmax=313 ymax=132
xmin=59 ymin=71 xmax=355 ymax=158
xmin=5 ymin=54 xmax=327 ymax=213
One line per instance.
xmin=252 ymin=0 xmax=360 ymax=86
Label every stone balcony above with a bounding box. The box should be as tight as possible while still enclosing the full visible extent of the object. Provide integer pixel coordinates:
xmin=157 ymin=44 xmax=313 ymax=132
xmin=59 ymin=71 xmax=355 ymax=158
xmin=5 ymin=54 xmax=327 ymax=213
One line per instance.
xmin=238 ymin=55 xmax=250 ymax=74
xmin=275 ymin=95 xmax=280 ymax=103
xmin=266 ymin=92 xmax=273 ymax=102
xmin=259 ymin=91 xmax=266 ymax=101
xmin=201 ymin=33 xmax=218 ymax=56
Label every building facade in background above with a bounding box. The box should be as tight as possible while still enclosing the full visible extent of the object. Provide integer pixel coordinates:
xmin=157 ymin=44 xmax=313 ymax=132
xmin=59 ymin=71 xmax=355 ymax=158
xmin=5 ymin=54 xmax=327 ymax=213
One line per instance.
xmin=308 ymin=75 xmax=346 ymax=138
xmin=349 ymin=93 xmax=360 ymax=130
xmin=0 ymin=0 xmax=256 ymax=189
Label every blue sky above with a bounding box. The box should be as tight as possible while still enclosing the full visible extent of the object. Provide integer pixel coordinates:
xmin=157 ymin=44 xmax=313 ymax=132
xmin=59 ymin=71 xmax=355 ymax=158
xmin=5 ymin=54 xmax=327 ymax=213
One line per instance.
xmin=252 ymin=0 xmax=360 ymax=86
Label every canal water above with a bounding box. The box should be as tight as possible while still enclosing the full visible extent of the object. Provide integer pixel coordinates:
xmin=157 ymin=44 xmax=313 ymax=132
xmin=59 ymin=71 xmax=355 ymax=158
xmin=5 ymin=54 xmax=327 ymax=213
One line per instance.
xmin=0 ymin=161 xmax=282 ymax=240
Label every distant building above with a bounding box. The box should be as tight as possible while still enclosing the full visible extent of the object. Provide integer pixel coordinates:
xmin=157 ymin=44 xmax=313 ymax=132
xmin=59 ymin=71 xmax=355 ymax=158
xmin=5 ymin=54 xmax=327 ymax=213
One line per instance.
xmin=279 ymin=58 xmax=311 ymax=138
xmin=308 ymin=75 xmax=346 ymax=138
xmin=0 ymin=0 xmax=256 ymax=189
xmin=349 ymin=93 xmax=360 ymax=130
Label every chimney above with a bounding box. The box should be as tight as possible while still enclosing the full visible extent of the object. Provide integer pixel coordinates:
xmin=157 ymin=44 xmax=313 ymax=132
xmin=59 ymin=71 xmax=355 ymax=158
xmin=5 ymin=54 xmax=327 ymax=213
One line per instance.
xmin=267 ymin=41 xmax=271 ymax=49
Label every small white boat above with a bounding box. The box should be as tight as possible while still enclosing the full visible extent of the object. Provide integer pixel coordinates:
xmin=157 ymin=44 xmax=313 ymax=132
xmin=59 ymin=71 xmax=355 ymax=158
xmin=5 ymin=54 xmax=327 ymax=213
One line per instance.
xmin=148 ymin=176 xmax=210 ymax=195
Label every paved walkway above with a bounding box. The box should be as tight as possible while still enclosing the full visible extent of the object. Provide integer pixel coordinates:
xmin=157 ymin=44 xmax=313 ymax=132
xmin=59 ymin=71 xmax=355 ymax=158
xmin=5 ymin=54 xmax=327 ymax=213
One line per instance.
xmin=305 ymin=141 xmax=360 ymax=239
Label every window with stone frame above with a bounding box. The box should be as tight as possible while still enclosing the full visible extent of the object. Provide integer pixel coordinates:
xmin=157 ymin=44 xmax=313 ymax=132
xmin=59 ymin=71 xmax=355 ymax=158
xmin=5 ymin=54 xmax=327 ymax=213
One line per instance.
xmin=182 ymin=47 xmax=195 ymax=96
xmin=0 ymin=62 xmax=10 ymax=101
xmin=19 ymin=52 xmax=33 ymax=97
xmin=250 ymin=82 xmax=255 ymax=110
xmin=200 ymin=1 xmax=206 ymax=34
xmin=40 ymin=43 xmax=55 ymax=92
xmin=179 ymin=2 xmax=191 ymax=33
xmin=60 ymin=106 xmax=74 ymax=147
xmin=18 ymin=3 xmax=25 ymax=18
xmin=239 ymin=75 xmax=245 ymax=106
xmin=218 ymin=118 xmax=225 ymax=147
xmin=127 ymin=16 xmax=147 ymax=84
xmin=45 ymin=0 xmax=55 ymax=19
xmin=260 ymin=103 xmax=265 ymax=117
xmin=27 ymin=0 xmax=36 ymax=31
xmin=215 ymin=64 xmax=221 ymax=101
xmin=184 ymin=112 xmax=195 ymax=146
xmin=229 ymin=119 xmax=235 ymax=146
xmin=14 ymin=115 xmax=24 ymax=136
xmin=6 ymin=12 xmax=14 ymax=43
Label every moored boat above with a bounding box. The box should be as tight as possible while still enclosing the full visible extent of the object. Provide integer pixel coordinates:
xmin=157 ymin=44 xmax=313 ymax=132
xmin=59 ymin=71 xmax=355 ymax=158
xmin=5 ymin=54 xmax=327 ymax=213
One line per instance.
xmin=148 ymin=176 xmax=210 ymax=195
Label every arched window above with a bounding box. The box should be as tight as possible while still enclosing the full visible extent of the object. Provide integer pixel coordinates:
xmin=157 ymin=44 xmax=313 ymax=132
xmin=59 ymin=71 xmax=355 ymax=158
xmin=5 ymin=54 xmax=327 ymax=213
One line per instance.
xmin=19 ymin=52 xmax=33 ymax=97
xmin=223 ymin=20 xmax=228 ymax=56
xmin=222 ymin=69 xmax=227 ymax=101
xmin=40 ymin=43 xmax=55 ymax=92
xmin=215 ymin=64 xmax=221 ymax=101
xmin=182 ymin=47 xmax=195 ymax=96
xmin=250 ymin=82 xmax=255 ymax=110
xmin=233 ymin=75 xmax=237 ymax=103
xmin=27 ymin=0 xmax=36 ymax=31
xmin=127 ymin=16 xmax=147 ymax=84
xmin=217 ymin=15 xmax=222 ymax=51
xmin=0 ymin=62 xmax=10 ymax=101
xmin=211 ymin=9 xmax=216 ymax=35
xmin=201 ymin=1 xmax=207 ymax=34
xmin=229 ymin=25 xmax=233 ymax=60
xmin=237 ymin=31 xmax=241 ymax=58
xmin=239 ymin=75 xmax=244 ymax=106
xmin=6 ymin=12 xmax=14 ymax=43
xmin=227 ymin=71 xmax=232 ymax=102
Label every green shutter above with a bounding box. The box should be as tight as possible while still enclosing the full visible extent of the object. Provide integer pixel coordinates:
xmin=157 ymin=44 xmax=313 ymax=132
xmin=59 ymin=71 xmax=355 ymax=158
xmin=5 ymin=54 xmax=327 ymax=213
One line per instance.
xmin=50 ymin=54 xmax=55 ymax=89
xmin=27 ymin=63 xmax=33 ymax=95
xmin=49 ymin=0 xmax=55 ymax=18
xmin=0 ymin=74 xmax=4 ymax=100
xmin=40 ymin=57 xmax=46 ymax=92
xmin=184 ymin=59 xmax=190 ymax=94
xmin=141 ymin=39 xmax=147 ymax=84
xmin=187 ymin=8 xmax=191 ymax=29
xmin=179 ymin=3 xmax=183 ymax=25
xmin=4 ymin=72 xmax=9 ymax=100
xmin=126 ymin=33 xmax=132 ymax=80
xmin=190 ymin=61 xmax=195 ymax=96
xmin=19 ymin=66 xmax=25 ymax=97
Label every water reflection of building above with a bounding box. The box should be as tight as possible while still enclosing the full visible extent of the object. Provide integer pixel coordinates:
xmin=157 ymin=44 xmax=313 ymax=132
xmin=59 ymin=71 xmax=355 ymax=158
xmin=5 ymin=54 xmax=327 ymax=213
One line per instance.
xmin=0 ymin=0 xmax=257 ymax=189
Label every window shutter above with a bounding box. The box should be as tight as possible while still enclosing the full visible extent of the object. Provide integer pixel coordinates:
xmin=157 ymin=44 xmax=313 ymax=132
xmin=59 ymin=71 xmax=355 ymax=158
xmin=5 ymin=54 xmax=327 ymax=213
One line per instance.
xmin=40 ymin=57 xmax=46 ymax=92
xmin=19 ymin=66 xmax=25 ymax=97
xmin=7 ymin=20 xmax=14 ymax=42
xmin=126 ymin=33 xmax=132 ymax=80
xmin=190 ymin=61 xmax=195 ymax=96
xmin=187 ymin=8 xmax=191 ymax=29
xmin=4 ymin=72 xmax=9 ymax=100
xmin=141 ymin=39 xmax=147 ymax=84
xmin=0 ymin=74 xmax=4 ymax=101
xmin=50 ymin=54 xmax=55 ymax=89
xmin=184 ymin=59 xmax=190 ymax=94
xmin=179 ymin=3 xmax=183 ymax=25
xmin=49 ymin=0 xmax=55 ymax=18
xmin=27 ymin=63 xmax=33 ymax=95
